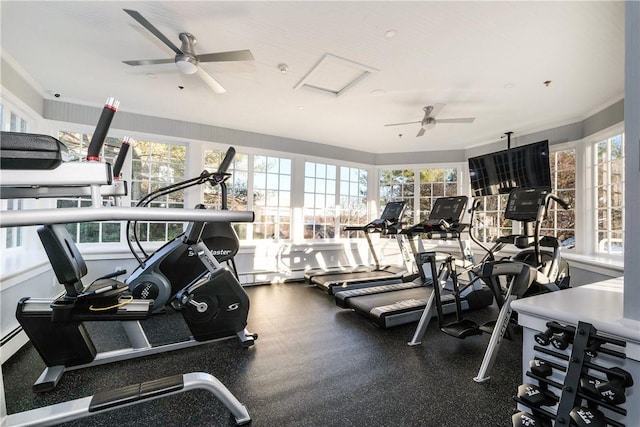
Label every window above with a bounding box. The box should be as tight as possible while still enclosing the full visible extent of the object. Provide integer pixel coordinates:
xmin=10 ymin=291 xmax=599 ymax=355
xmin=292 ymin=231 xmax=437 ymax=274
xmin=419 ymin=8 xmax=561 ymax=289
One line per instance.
xmin=339 ymin=166 xmax=368 ymax=238
xmin=130 ymin=140 xmax=187 ymax=243
xmin=10 ymin=111 xmax=27 ymax=132
xmin=252 ymin=155 xmax=291 ymax=240
xmin=4 ymin=200 xmax=24 ymax=248
xmin=2 ymin=105 xmax=29 ymax=250
xmin=418 ymin=168 xmax=458 ymax=219
xmin=595 ymin=134 xmax=624 ymax=254
xmin=304 ymin=162 xmax=336 ymax=239
xmin=203 ymin=148 xmax=250 ymax=239
xmin=543 ymin=149 xmax=576 ymax=249
xmin=380 ymin=167 xmax=459 ymax=224
xmin=471 ymin=194 xmax=511 ymax=244
xmin=379 ymin=169 xmax=415 ymax=223
xmin=56 ymin=132 xmax=123 ymax=243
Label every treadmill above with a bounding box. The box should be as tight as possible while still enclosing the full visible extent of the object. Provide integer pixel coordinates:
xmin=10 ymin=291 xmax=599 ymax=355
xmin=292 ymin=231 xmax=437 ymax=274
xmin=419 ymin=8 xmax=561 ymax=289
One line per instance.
xmin=308 ymin=201 xmax=414 ymax=295
xmin=334 ymin=196 xmax=494 ymax=328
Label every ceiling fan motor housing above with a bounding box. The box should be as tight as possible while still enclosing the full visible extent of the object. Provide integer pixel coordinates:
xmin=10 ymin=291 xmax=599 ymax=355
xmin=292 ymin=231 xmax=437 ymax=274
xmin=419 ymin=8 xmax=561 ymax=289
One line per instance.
xmin=423 ymin=117 xmax=436 ymax=129
xmin=176 ymin=33 xmax=198 ymax=74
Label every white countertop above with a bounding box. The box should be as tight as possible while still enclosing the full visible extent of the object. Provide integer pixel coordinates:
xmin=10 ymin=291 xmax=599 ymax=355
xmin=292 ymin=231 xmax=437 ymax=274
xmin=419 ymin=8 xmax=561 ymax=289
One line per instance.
xmin=512 ymin=277 xmax=640 ymax=345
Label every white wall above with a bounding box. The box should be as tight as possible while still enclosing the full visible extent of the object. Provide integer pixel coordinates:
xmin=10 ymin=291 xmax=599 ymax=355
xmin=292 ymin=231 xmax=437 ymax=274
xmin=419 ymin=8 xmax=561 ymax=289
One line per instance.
xmin=624 ymin=1 xmax=640 ymax=320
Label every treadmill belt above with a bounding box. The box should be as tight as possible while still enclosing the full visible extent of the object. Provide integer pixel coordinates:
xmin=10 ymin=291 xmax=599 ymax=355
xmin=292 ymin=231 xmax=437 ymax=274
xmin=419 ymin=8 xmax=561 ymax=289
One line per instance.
xmin=347 ymin=287 xmax=430 ymax=315
xmin=311 ymin=269 xmax=399 ymax=286
xmin=334 ymin=282 xmax=421 ymax=308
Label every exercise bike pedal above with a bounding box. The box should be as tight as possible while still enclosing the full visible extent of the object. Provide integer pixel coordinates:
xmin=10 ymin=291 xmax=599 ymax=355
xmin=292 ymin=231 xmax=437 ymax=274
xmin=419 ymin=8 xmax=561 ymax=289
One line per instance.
xmin=441 ymin=319 xmax=482 ymax=339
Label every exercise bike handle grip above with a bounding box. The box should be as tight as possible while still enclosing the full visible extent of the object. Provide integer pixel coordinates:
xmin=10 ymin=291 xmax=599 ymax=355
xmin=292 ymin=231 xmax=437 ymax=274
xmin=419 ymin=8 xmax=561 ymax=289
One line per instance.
xmin=87 ymin=97 xmax=119 ymax=161
xmin=112 ymin=136 xmax=132 ymax=179
xmin=217 ymin=147 xmax=236 ymax=174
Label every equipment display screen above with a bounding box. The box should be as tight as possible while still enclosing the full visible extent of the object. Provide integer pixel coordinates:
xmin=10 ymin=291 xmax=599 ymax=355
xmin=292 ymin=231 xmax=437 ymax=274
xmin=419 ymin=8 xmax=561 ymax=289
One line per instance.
xmin=429 ymin=196 xmax=468 ymax=222
xmin=380 ymin=201 xmax=406 ymax=222
xmin=468 ymin=140 xmax=551 ymax=197
xmin=504 ymin=187 xmax=548 ymax=221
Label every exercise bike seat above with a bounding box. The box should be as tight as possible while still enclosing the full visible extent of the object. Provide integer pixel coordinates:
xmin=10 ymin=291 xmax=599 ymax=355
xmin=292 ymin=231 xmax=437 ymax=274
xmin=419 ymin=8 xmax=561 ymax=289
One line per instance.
xmin=36 ymin=224 xmax=153 ymax=320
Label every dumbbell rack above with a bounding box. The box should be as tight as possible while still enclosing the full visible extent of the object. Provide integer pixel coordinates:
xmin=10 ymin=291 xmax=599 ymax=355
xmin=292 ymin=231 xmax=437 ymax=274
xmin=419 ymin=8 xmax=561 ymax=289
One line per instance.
xmin=514 ymin=320 xmax=633 ymax=426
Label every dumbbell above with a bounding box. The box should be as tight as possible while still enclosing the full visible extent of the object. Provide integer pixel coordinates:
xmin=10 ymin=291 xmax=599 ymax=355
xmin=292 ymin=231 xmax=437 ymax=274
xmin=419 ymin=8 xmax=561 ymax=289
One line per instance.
xmin=585 ymin=337 xmax=627 ymax=359
xmin=569 ymin=406 xmax=607 ymax=427
xmin=511 ymin=411 xmax=546 ymax=427
xmin=594 ymin=366 xmax=633 ymax=405
xmin=534 ymin=328 xmax=555 ymax=346
xmin=579 ymin=377 xmax=603 ymax=399
xmin=516 ymin=383 xmax=558 ymax=409
xmin=550 ymin=330 xmax=573 ymax=350
xmin=534 ymin=322 xmax=573 ymax=347
xmin=529 ymin=359 xmax=553 ymax=378
xmin=585 ymin=338 xmax=603 ymax=358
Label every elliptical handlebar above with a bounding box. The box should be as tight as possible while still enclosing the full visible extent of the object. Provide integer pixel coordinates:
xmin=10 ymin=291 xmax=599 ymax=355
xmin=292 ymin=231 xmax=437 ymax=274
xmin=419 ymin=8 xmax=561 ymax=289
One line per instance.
xmin=546 ymin=194 xmax=570 ymax=211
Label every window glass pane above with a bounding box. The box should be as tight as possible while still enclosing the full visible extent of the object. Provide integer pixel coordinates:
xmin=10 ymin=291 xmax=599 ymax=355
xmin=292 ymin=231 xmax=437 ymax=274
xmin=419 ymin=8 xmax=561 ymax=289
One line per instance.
xmin=594 ymin=134 xmax=624 ymax=254
xmin=327 ymin=165 xmax=337 ymax=180
xmin=128 ymin=139 xmax=186 ymax=242
xmin=253 ymin=155 xmax=292 ymax=240
xmin=303 ymin=160 xmax=343 ymax=240
xmin=305 ymin=162 xmax=315 ymax=177
xmin=543 ymin=149 xmax=577 ymax=249
xmin=333 ymin=166 xmax=368 ymax=238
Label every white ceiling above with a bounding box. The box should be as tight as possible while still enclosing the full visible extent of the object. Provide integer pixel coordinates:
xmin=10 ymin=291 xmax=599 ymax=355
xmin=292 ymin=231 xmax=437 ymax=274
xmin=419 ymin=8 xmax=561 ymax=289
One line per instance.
xmin=0 ymin=1 xmax=625 ymax=154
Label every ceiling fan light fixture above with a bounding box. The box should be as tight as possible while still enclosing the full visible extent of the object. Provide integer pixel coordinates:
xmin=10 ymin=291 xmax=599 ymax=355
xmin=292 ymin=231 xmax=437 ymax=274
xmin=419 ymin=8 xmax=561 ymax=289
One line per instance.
xmin=175 ymin=55 xmax=198 ymax=74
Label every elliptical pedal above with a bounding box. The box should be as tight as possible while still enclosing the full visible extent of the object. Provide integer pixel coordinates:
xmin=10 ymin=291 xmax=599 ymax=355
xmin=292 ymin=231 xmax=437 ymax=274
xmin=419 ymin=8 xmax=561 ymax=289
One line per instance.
xmin=479 ymin=320 xmax=496 ymax=334
xmin=441 ymin=318 xmax=482 ymax=339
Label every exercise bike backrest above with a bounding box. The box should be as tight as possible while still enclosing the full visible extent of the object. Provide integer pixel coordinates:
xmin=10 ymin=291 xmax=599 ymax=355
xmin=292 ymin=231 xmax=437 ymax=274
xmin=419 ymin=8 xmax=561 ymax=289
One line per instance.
xmin=37 ymin=224 xmax=128 ymax=301
xmin=37 ymin=224 xmax=88 ymax=298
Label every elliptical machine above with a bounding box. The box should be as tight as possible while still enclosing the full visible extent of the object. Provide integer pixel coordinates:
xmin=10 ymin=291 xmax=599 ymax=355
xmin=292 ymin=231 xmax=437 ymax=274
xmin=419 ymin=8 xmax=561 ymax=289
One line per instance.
xmin=126 ymin=147 xmax=242 ymax=312
xmin=412 ymin=187 xmax=571 ymax=382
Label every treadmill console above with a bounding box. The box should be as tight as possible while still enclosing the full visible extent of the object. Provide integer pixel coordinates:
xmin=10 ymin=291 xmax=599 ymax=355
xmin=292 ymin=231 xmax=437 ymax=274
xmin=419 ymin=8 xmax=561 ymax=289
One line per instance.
xmin=345 ymin=201 xmax=406 ymax=233
xmin=380 ymin=201 xmax=406 ymax=223
xmin=429 ymin=196 xmax=468 ymax=224
xmin=422 ymin=196 xmax=468 ymax=232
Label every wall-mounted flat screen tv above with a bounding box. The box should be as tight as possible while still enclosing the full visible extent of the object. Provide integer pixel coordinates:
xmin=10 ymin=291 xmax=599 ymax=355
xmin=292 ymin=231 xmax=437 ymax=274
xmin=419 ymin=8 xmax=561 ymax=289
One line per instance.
xmin=468 ymin=140 xmax=551 ymax=197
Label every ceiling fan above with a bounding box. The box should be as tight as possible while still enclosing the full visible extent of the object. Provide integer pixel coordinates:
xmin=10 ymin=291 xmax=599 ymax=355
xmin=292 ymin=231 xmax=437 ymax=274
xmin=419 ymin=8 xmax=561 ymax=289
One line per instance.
xmin=385 ymin=104 xmax=475 ymax=137
xmin=122 ymin=9 xmax=254 ymax=94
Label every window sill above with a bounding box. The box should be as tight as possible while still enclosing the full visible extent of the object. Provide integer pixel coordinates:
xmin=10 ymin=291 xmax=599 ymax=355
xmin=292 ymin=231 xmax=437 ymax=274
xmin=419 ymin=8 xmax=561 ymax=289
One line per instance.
xmin=559 ymin=252 xmax=624 ymax=276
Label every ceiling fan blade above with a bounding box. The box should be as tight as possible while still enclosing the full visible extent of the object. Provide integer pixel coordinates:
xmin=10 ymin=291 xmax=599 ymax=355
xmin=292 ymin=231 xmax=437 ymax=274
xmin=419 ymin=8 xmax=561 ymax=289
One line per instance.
xmin=197 ymin=50 xmax=255 ymax=63
xmin=437 ymin=118 xmax=476 ymax=124
xmin=196 ymin=67 xmax=226 ymax=94
xmin=416 ymin=127 xmax=426 ymax=137
xmin=429 ymin=103 xmax=446 ymax=118
xmin=124 ymin=9 xmax=183 ymax=55
xmin=384 ymin=121 xmax=421 ymax=127
xmin=123 ymin=58 xmax=174 ymax=66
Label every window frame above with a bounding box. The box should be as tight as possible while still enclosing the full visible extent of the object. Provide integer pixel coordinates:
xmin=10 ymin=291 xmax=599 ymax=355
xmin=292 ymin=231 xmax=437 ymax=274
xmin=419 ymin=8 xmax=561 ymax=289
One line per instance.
xmin=593 ymin=132 xmax=625 ymax=256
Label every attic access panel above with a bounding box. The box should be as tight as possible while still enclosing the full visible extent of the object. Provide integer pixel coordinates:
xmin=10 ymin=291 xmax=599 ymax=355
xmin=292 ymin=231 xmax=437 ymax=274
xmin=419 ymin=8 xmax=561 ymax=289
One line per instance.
xmin=294 ymin=53 xmax=377 ymax=96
